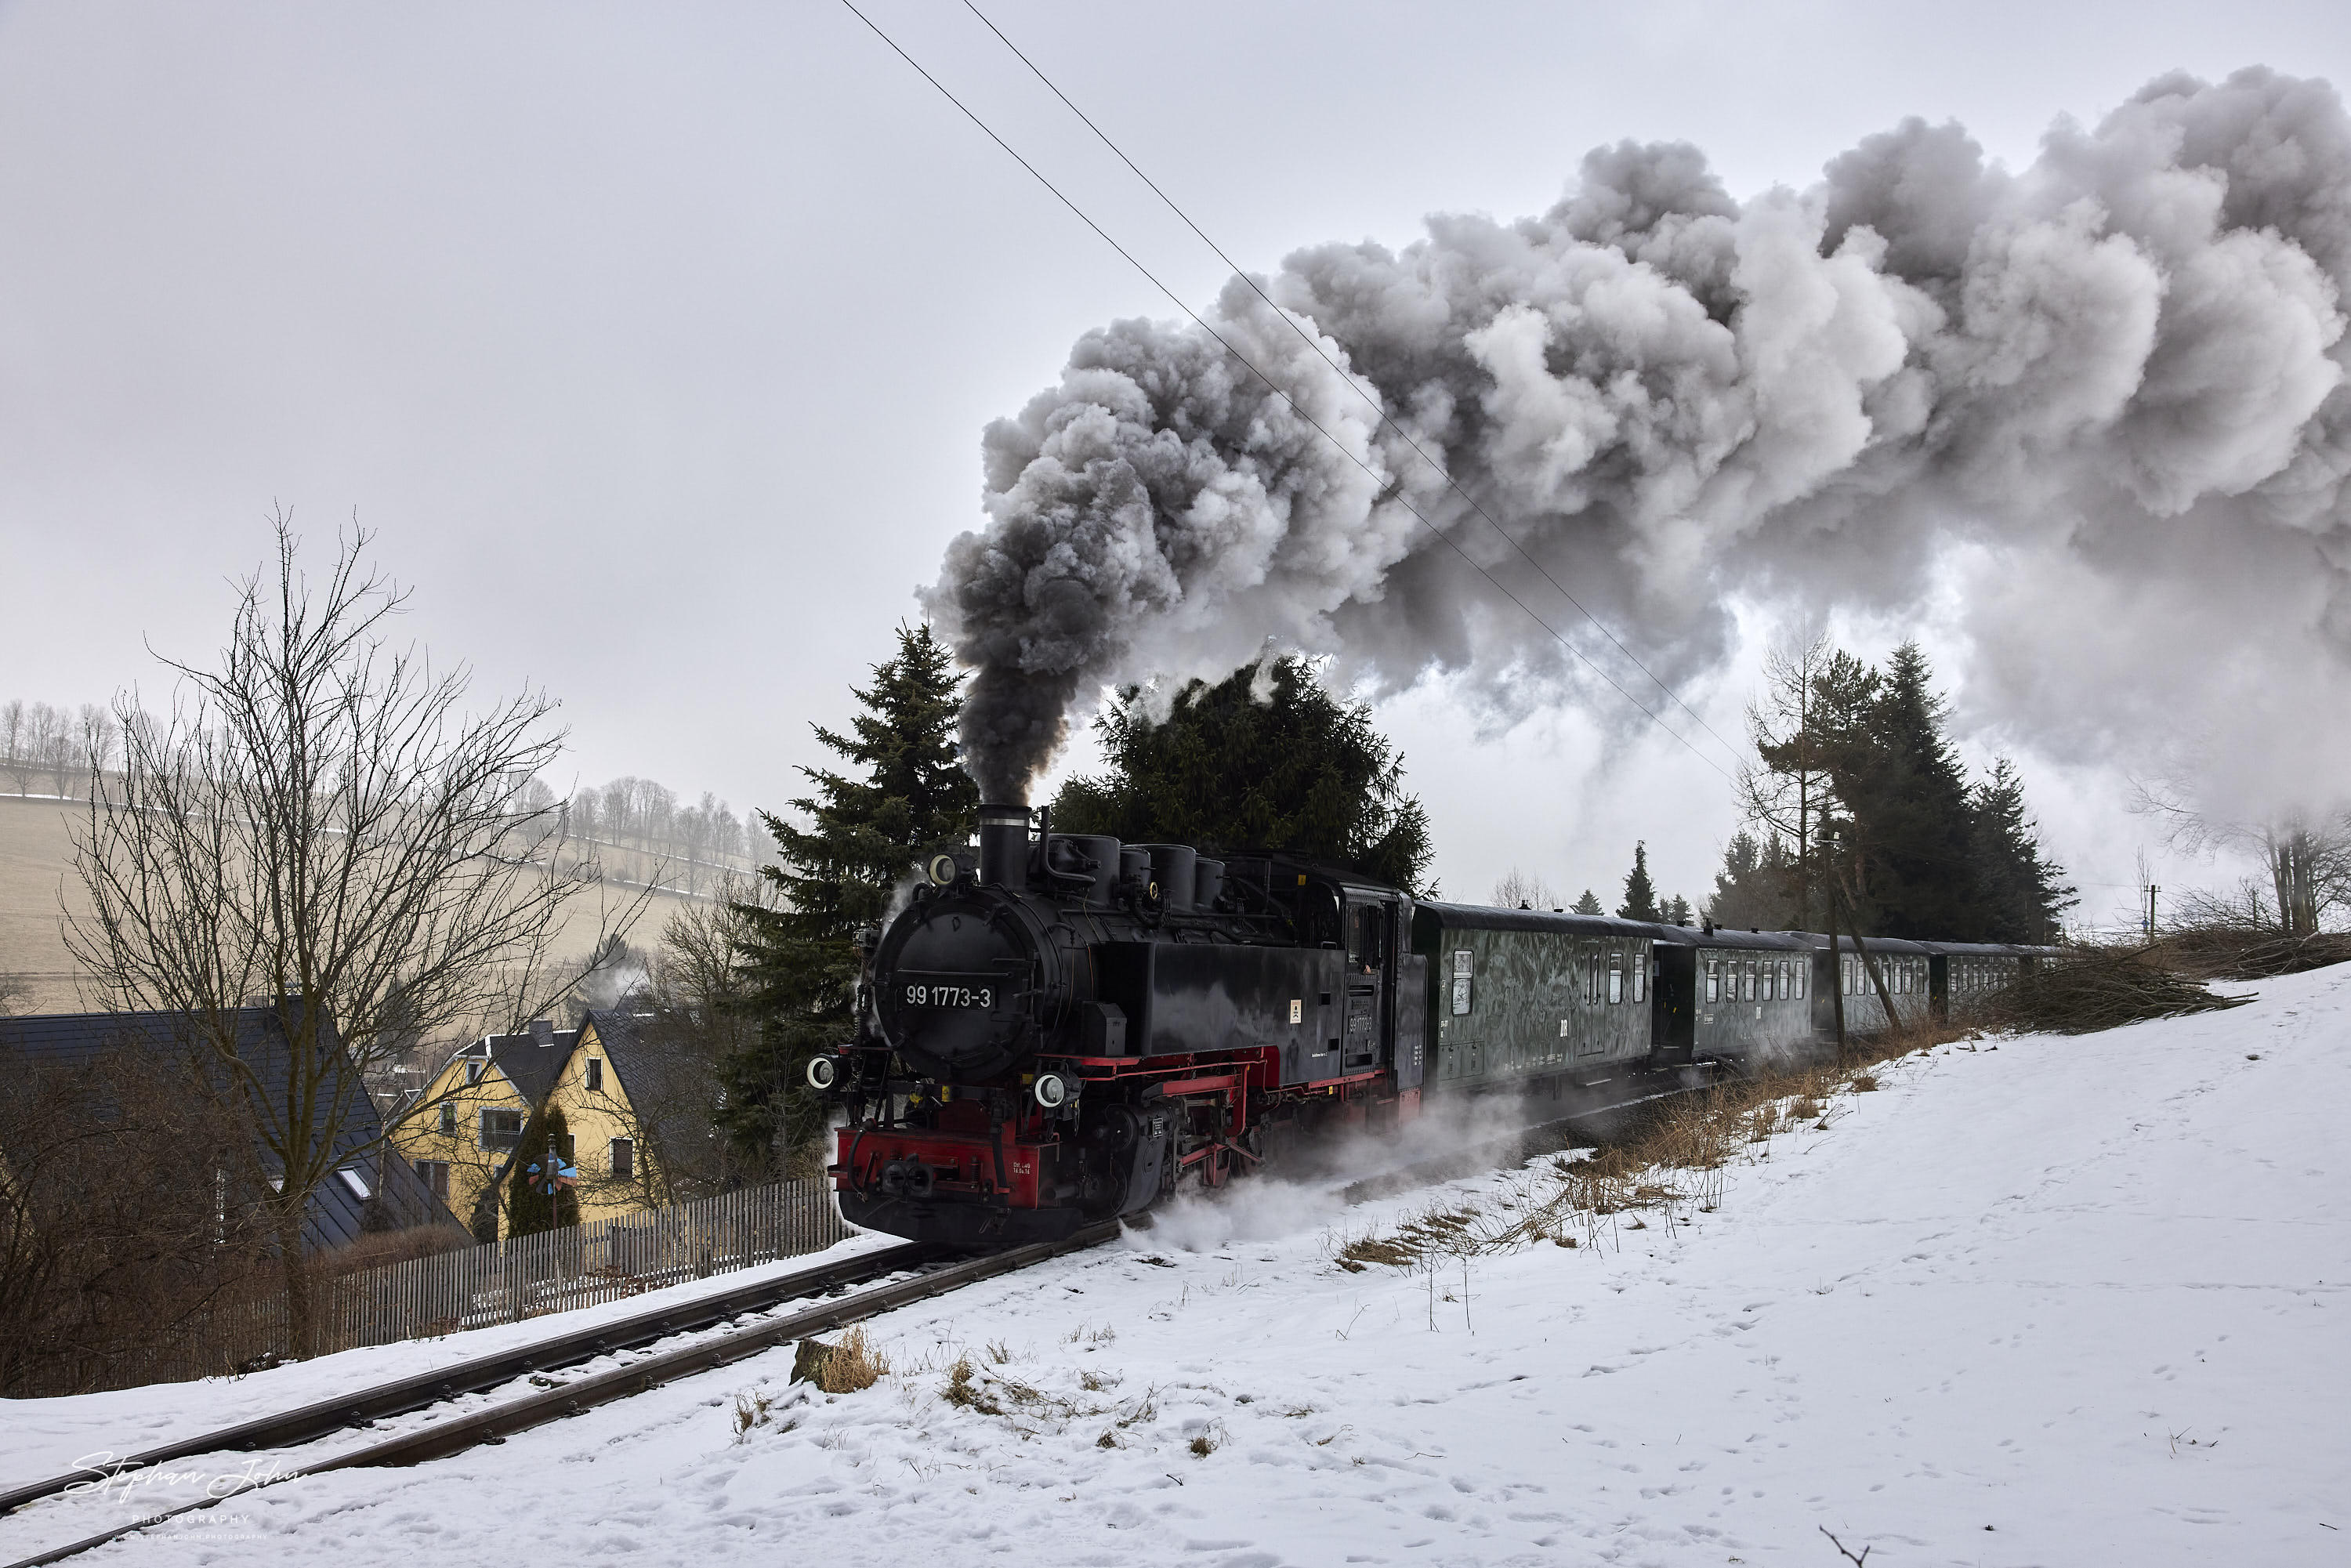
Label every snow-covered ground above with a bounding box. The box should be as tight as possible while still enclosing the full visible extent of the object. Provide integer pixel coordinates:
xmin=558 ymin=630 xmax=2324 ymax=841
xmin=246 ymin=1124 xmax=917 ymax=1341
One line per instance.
xmin=5 ymin=966 xmax=2347 ymax=1566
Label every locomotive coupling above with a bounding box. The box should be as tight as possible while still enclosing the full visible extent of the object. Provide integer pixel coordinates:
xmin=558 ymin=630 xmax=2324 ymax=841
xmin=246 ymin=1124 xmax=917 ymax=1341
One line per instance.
xmin=875 ymin=1159 xmax=936 ymax=1200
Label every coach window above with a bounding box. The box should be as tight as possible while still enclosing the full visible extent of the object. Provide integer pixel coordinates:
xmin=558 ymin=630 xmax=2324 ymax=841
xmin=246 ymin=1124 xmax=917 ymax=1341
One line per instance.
xmin=1744 ymin=961 xmax=1757 ymax=1001
xmin=1705 ymin=958 xmax=1720 ymax=1003
xmin=1632 ymin=952 xmax=1646 ymax=1004
xmin=1607 ymin=951 xmax=1623 ymax=1005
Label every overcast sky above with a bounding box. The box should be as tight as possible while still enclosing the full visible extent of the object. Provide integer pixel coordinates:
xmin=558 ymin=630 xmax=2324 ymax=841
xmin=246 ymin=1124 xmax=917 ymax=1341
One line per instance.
xmin=4 ymin=0 xmax=2346 ymax=924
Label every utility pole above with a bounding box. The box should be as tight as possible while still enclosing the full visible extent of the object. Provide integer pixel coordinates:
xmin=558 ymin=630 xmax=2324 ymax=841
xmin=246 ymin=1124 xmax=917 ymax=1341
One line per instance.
xmin=2143 ymin=884 xmax=2158 ymax=941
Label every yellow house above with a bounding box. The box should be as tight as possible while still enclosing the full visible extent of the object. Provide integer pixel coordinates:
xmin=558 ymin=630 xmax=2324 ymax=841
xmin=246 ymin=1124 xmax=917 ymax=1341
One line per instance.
xmin=393 ymin=1019 xmax=580 ymax=1242
xmin=542 ymin=1009 xmax=667 ymax=1223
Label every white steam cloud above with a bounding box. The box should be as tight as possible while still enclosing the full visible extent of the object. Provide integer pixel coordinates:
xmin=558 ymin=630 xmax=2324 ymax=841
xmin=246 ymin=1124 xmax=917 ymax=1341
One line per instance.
xmin=926 ymin=67 xmax=2351 ymax=820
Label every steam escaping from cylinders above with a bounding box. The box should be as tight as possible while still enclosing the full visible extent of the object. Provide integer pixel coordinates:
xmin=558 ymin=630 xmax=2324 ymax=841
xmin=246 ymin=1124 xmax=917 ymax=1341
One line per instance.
xmin=926 ymin=67 xmax=2351 ymax=820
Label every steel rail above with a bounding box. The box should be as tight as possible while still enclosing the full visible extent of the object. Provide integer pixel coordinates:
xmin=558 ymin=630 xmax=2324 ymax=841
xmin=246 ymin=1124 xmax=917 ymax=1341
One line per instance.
xmin=1 ymin=1237 xmax=945 ymax=1519
xmin=2 ymin=1222 xmax=1122 ymax=1568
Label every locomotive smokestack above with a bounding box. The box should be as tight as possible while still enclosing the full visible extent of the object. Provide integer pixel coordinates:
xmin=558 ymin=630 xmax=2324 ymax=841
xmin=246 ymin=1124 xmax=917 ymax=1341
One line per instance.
xmin=978 ymin=803 xmax=1030 ymax=887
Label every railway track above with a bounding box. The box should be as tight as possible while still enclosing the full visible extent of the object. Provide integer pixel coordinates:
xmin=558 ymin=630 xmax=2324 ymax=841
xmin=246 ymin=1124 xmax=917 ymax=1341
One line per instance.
xmin=2 ymin=1223 xmax=1119 ymax=1568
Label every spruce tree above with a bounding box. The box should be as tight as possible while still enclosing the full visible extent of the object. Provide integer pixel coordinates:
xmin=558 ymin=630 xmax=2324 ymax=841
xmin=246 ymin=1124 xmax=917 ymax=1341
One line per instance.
xmin=505 ymin=1103 xmax=581 ymax=1237
xmin=1968 ymin=758 xmax=2077 ymax=941
xmin=1052 ymin=655 xmax=1433 ymax=889
xmin=1707 ymin=831 xmax=1795 ymax=929
xmin=1617 ymin=842 xmax=1663 ymax=922
xmin=1571 ymin=889 xmax=1604 ymax=915
xmin=728 ymin=625 xmax=977 ymax=1170
xmin=1853 ymin=643 xmax=1980 ymax=939
xmin=1664 ymin=893 xmax=1694 ymax=925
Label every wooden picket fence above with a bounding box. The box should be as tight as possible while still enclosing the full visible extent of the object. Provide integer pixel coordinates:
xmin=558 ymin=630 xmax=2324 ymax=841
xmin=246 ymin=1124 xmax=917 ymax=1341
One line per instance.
xmin=59 ymin=1179 xmax=849 ymax=1394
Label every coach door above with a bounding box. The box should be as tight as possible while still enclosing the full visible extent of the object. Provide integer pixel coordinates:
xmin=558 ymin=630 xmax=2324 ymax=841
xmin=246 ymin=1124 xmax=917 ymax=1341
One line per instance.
xmin=1342 ymin=896 xmax=1391 ymax=1071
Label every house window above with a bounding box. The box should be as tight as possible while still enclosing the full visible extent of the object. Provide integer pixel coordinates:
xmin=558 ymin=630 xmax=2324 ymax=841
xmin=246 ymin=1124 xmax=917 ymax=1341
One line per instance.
xmin=480 ymin=1108 xmax=524 ymax=1150
xmin=337 ymin=1168 xmax=372 ymax=1200
xmin=415 ymin=1159 xmax=451 ymax=1199
xmin=466 ymin=1059 xmax=485 ymax=1086
xmin=439 ymin=1103 xmax=457 ymax=1135
xmin=587 ymin=1058 xmax=603 ymax=1093
xmin=610 ymin=1139 xmax=634 ymax=1180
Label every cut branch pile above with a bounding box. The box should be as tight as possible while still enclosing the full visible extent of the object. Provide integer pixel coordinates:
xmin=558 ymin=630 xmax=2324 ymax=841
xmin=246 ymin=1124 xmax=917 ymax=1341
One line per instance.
xmin=2154 ymin=927 xmax=2351 ymax=981
xmin=1989 ymin=946 xmax=2246 ymax=1035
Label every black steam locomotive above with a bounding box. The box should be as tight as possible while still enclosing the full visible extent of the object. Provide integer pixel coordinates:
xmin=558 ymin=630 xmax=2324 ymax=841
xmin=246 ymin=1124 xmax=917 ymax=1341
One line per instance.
xmin=807 ymin=805 xmax=2046 ymax=1246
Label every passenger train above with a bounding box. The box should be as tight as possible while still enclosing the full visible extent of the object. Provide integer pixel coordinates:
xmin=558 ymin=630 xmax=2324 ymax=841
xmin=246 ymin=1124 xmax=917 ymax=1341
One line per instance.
xmin=806 ymin=806 xmax=2049 ymax=1245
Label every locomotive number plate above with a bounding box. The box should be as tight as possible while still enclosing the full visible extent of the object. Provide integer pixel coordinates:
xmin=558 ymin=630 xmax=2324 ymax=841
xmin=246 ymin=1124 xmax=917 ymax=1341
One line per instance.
xmin=904 ymin=983 xmax=994 ymax=1009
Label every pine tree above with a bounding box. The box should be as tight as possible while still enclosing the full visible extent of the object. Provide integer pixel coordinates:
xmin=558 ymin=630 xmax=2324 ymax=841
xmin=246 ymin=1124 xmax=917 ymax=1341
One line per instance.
xmin=1571 ymin=889 xmax=1604 ymax=915
xmin=1664 ymin=893 xmax=1694 ymax=925
xmin=729 ymin=625 xmax=977 ymax=1170
xmin=505 ymin=1103 xmax=581 ymax=1237
xmin=1052 ymin=656 xmax=1433 ymax=889
xmin=1617 ymin=842 xmax=1663 ymax=922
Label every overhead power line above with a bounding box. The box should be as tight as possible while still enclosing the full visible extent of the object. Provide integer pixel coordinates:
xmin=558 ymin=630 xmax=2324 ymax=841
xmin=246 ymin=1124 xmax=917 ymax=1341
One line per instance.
xmin=835 ymin=0 xmax=1735 ymax=786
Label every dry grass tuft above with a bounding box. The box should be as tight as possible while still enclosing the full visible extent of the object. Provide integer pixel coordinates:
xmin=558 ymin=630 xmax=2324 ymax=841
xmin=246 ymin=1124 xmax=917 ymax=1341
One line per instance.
xmin=731 ymin=1390 xmax=776 ymax=1440
xmin=793 ymin=1325 xmax=889 ymax=1395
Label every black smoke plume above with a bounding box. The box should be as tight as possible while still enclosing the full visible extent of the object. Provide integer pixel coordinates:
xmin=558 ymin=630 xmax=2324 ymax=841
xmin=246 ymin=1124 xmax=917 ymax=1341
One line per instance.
xmin=926 ymin=68 xmax=2351 ymax=815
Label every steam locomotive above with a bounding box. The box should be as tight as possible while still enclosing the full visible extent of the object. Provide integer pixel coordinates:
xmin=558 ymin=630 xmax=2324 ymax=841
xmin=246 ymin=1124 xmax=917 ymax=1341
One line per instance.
xmin=806 ymin=805 xmax=2047 ymax=1246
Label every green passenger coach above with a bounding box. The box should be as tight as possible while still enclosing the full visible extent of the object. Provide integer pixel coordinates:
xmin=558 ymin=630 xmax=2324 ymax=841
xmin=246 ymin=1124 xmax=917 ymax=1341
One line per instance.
xmin=1411 ymin=903 xmax=1670 ymax=1095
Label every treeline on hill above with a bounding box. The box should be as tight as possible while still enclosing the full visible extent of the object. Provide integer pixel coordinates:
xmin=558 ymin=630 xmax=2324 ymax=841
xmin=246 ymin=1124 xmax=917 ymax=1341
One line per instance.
xmin=719 ymin=643 xmax=1434 ymax=1170
xmin=0 ymin=699 xmax=121 ymax=794
xmin=1714 ymin=637 xmax=2074 ymax=943
xmin=2 ymin=694 xmax=757 ymax=897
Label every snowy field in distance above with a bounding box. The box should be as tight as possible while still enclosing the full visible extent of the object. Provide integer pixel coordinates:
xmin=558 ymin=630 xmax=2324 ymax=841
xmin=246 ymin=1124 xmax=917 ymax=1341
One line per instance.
xmin=5 ymin=965 xmax=2347 ymax=1566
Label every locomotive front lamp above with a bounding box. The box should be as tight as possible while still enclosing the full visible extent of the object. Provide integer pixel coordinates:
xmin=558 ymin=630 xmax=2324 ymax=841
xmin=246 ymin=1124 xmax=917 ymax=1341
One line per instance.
xmin=806 ymin=1056 xmax=838 ymax=1091
xmin=926 ymin=853 xmax=959 ymax=886
xmin=1033 ymin=1072 xmax=1069 ymax=1109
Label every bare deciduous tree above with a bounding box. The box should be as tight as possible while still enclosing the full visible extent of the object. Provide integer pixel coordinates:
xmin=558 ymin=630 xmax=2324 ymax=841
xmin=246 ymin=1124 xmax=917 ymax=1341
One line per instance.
xmin=1491 ymin=867 xmax=1558 ymax=911
xmin=64 ymin=517 xmax=648 ymax=1345
xmin=0 ymin=700 xmax=25 ymax=794
xmin=2132 ymin=767 xmax=2351 ymax=937
xmin=1737 ymin=622 xmax=1837 ymax=930
xmin=75 ymin=703 xmax=120 ymax=791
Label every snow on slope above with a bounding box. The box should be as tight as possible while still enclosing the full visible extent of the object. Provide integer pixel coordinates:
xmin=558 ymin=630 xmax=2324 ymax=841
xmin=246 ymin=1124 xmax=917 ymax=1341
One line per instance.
xmin=6 ymin=968 xmax=2348 ymax=1567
